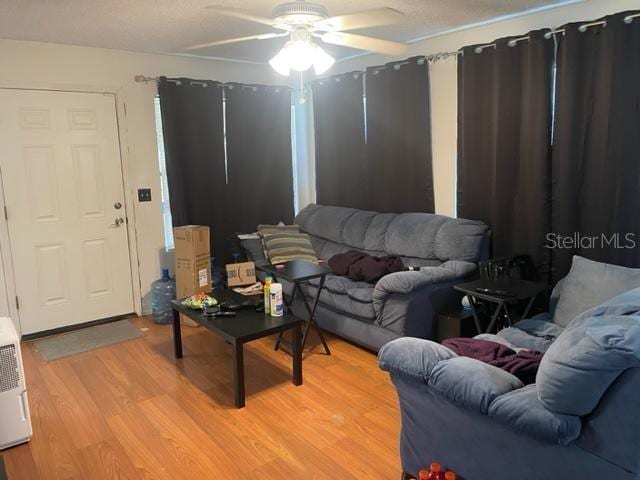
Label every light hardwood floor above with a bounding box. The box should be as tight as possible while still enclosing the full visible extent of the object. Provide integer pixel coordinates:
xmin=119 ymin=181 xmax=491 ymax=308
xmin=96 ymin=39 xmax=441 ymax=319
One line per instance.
xmin=3 ymin=316 xmax=402 ymax=479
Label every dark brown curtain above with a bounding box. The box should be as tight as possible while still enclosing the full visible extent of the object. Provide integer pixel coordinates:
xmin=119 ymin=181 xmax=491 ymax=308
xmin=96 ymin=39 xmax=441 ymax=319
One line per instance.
xmin=312 ymin=72 xmax=367 ymax=209
xmin=158 ymin=77 xmax=228 ymax=262
xmin=224 ymin=84 xmax=295 ymax=236
xmin=457 ymin=30 xmax=554 ymax=278
xmin=365 ymin=57 xmax=434 ymax=213
xmin=551 ymin=12 xmax=640 ymax=281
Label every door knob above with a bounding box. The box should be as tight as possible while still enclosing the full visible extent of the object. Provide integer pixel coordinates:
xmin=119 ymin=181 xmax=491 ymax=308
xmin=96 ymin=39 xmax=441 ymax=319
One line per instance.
xmin=109 ymin=217 xmax=125 ymax=228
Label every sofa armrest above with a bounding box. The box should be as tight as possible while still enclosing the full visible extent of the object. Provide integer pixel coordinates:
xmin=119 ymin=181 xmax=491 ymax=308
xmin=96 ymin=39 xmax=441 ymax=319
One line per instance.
xmin=371 ymin=261 xmax=476 ymax=337
xmin=378 ymin=337 xmax=457 ymax=381
xmin=379 ymin=338 xmax=524 ymax=415
xmin=373 ymin=261 xmax=477 ymax=296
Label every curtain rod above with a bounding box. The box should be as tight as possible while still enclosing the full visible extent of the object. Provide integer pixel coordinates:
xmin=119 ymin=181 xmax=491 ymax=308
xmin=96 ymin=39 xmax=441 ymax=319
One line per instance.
xmin=315 ymin=50 xmax=460 ymax=83
xmin=474 ymin=13 xmax=637 ymax=51
xmin=134 ymin=75 xmax=291 ymax=91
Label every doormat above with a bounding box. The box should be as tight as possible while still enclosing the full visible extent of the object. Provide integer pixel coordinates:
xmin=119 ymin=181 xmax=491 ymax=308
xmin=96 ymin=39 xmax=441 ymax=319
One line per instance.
xmin=34 ymin=320 xmax=144 ymax=361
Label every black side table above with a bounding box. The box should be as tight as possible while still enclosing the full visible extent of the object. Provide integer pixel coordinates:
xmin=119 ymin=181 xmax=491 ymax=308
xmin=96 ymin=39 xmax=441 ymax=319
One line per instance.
xmin=258 ymin=260 xmax=332 ymax=355
xmin=454 ymin=278 xmax=549 ymax=333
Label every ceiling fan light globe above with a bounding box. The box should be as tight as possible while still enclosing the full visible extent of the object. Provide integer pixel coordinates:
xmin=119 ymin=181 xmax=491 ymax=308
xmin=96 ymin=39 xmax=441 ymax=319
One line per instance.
xmin=287 ymin=41 xmax=315 ymax=71
xmin=269 ymin=52 xmax=291 ymax=76
xmin=269 ymin=34 xmax=335 ymax=76
xmin=312 ymin=44 xmax=335 ymax=75
xmin=271 ymin=40 xmax=314 ymax=73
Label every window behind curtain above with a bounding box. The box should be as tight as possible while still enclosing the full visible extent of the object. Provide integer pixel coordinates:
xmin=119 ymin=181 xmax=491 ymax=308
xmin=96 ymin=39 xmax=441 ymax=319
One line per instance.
xmin=154 ymin=92 xmax=303 ymax=250
xmin=154 ymin=96 xmax=174 ymax=251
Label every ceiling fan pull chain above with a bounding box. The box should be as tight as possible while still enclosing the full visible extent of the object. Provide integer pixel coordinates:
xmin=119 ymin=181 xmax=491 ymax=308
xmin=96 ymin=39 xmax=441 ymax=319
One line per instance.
xmin=299 ymin=72 xmax=306 ymax=104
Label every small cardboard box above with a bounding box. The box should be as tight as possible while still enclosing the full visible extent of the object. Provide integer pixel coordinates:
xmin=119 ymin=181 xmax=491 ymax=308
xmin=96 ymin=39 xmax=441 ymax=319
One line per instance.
xmin=174 ymin=225 xmax=211 ymax=327
xmin=226 ymin=262 xmax=256 ymax=288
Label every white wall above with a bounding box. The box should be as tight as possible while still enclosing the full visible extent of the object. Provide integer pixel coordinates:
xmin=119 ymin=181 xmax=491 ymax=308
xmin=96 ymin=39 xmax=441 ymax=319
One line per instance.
xmin=0 ymin=39 xmax=281 ymax=318
xmin=332 ymin=0 xmax=639 ymax=217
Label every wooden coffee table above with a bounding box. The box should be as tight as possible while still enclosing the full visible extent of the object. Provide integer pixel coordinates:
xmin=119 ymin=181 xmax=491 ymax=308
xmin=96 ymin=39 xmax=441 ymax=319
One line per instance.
xmin=171 ymin=290 xmax=303 ymax=408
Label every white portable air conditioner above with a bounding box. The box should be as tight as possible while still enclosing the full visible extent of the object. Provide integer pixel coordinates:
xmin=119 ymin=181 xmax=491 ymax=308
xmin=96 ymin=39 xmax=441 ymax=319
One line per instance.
xmin=0 ymin=317 xmax=31 ymax=449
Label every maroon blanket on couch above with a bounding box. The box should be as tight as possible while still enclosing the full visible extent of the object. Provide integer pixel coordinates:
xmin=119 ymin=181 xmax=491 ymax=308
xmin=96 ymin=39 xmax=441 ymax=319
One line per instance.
xmin=328 ymin=250 xmax=405 ymax=283
xmin=442 ymin=338 xmax=543 ymax=385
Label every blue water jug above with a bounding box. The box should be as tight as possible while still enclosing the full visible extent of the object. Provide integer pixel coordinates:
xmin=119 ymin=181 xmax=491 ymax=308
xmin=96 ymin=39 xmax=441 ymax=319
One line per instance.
xmin=151 ymin=268 xmax=176 ymax=324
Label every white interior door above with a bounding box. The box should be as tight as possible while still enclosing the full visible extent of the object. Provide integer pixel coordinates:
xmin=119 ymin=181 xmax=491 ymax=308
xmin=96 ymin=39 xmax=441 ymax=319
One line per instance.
xmin=0 ymin=89 xmax=134 ymax=335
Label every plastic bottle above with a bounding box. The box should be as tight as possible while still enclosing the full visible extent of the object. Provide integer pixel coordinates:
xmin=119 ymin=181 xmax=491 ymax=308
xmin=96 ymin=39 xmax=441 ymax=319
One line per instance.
xmin=427 ymin=463 xmax=444 ymax=480
xmin=269 ymin=283 xmax=283 ymax=317
xmin=444 ymin=472 xmax=456 ymax=480
xmin=263 ymin=276 xmax=272 ymax=313
xmin=151 ymin=268 xmax=176 ymax=324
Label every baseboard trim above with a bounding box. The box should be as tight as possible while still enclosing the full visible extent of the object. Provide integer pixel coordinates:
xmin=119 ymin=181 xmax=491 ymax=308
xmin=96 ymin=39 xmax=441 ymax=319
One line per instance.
xmin=21 ymin=313 xmax=137 ymax=341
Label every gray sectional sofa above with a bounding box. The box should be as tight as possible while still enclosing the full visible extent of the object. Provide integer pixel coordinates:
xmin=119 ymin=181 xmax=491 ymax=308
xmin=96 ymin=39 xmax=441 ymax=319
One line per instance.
xmin=379 ymin=256 xmax=640 ymax=480
xmin=244 ymin=204 xmax=489 ymax=351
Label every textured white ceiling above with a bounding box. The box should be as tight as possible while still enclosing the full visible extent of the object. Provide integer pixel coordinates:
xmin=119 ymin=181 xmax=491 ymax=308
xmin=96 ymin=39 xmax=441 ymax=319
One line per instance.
xmin=0 ymin=0 xmax=576 ymax=63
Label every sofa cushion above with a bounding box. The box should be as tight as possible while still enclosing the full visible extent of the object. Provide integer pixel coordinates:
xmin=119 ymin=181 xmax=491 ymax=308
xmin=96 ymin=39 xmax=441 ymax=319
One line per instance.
xmin=385 ymin=213 xmax=448 ymax=259
xmin=435 ymin=218 xmax=489 ymax=262
xmin=362 ymin=213 xmax=396 ymax=251
xmin=295 ymin=204 xmax=488 ymax=263
xmin=306 ymin=275 xmax=376 ymax=320
xmin=488 ymin=385 xmax=581 ymax=445
xmin=309 ymin=237 xmax=349 ymax=262
xmin=428 ymin=357 xmax=524 ymax=414
xmin=496 ymin=318 xmax=565 ymax=353
xmin=537 ymin=287 xmax=640 ymax=416
xmin=552 ymin=256 xmax=640 ymax=327
xmin=297 ymin=205 xmax=358 ymax=246
xmin=341 ymin=210 xmax=378 ymax=249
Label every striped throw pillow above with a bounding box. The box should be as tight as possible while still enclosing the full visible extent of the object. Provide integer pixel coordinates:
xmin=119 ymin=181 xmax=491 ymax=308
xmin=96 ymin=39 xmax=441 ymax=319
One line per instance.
xmin=257 ymin=224 xmax=300 ymax=258
xmin=263 ymin=232 xmax=318 ymax=265
xmin=257 ymin=224 xmax=300 ymax=235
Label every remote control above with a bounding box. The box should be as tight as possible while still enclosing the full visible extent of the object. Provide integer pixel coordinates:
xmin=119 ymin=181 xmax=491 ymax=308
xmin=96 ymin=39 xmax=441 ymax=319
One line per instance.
xmin=476 ymin=287 xmax=515 ymax=297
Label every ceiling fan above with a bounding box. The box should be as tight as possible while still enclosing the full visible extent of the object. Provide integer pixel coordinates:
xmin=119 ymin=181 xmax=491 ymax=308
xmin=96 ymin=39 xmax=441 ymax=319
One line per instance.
xmin=183 ymin=1 xmax=409 ymax=76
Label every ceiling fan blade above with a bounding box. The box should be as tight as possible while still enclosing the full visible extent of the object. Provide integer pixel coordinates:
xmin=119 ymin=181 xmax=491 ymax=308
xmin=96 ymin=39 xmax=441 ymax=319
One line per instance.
xmin=204 ymin=6 xmax=279 ymax=28
xmin=315 ymin=8 xmax=405 ymax=32
xmin=321 ymin=32 xmax=408 ymax=56
xmin=183 ymin=33 xmax=287 ymax=51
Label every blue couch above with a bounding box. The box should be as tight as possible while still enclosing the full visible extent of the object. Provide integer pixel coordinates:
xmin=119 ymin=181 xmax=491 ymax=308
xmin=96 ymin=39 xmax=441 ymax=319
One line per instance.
xmin=243 ymin=204 xmax=489 ymax=351
xmin=379 ymin=256 xmax=640 ymax=480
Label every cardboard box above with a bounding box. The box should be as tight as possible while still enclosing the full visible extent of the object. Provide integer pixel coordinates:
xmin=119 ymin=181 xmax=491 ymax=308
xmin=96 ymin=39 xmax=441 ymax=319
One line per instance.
xmin=226 ymin=262 xmax=256 ymax=288
xmin=174 ymin=225 xmax=211 ymax=327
